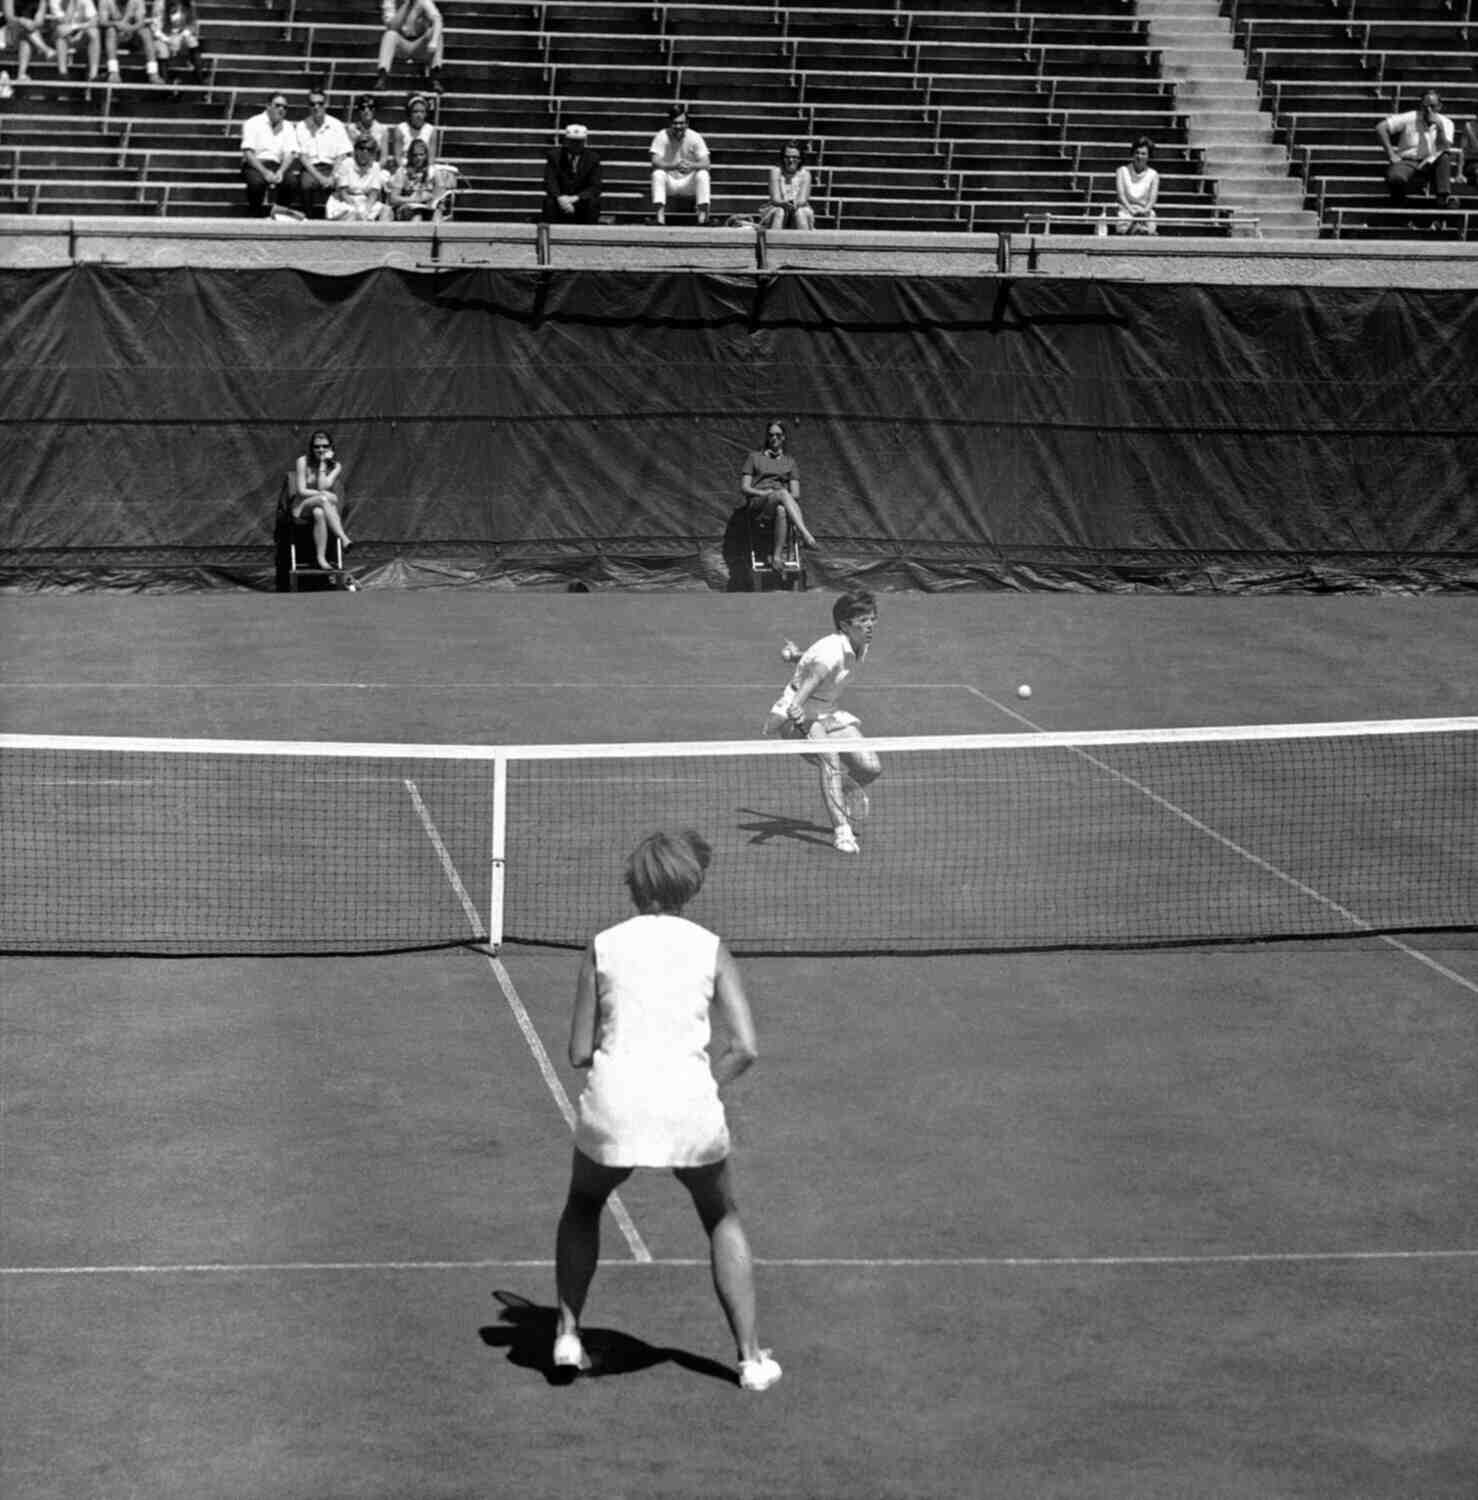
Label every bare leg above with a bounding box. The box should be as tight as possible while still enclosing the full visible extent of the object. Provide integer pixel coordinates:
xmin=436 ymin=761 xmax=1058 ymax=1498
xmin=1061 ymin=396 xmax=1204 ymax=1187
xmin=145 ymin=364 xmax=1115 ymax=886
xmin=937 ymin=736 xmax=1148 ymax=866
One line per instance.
xmin=318 ymin=496 xmax=351 ymax=547
xmin=770 ymin=503 xmax=789 ymax=568
xmin=676 ymin=1158 xmax=762 ymax=1363
xmin=555 ymin=1150 xmax=631 ymax=1343
xmin=781 ymin=495 xmax=816 ymax=549
xmin=311 ymin=508 xmax=331 ymax=570
xmin=816 ymin=729 xmax=881 ymax=840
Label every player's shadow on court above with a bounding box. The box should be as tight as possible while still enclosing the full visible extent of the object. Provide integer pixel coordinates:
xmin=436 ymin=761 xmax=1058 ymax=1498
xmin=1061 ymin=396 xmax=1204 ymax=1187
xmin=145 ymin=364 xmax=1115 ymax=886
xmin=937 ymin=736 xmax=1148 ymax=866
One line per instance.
xmin=480 ymin=1290 xmax=736 ymax=1387
xmin=736 ymin=808 xmax=834 ymax=849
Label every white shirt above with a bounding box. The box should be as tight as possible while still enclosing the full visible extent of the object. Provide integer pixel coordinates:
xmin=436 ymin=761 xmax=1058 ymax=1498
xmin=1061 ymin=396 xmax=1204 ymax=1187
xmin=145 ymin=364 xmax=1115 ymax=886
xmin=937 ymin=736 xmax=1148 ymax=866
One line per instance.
xmin=393 ymin=120 xmax=436 ymax=163
xmin=331 ymin=155 xmax=389 ymax=206
xmin=649 ymin=126 xmax=710 ymax=173
xmin=240 ymin=111 xmax=296 ymax=165
xmin=771 ymin=630 xmax=863 ymax=724
xmin=1116 ymin=164 xmax=1158 ymax=212
xmin=295 ymin=113 xmax=352 ymax=167
xmin=1382 ymin=109 xmax=1457 ymax=162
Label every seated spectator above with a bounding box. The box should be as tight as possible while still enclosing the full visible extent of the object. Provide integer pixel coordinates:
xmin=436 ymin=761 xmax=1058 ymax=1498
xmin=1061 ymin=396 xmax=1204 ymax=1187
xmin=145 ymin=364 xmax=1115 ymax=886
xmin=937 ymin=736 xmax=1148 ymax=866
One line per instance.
xmin=2 ymin=0 xmax=37 ymax=90
xmin=12 ymin=0 xmax=63 ymax=83
xmin=1376 ymin=90 xmax=1459 ymax=212
xmin=374 ymin=0 xmax=441 ymax=96
xmin=149 ymin=0 xmax=199 ymax=84
xmin=760 ymin=140 xmax=814 ymax=230
xmin=327 ymin=133 xmax=392 ymax=221
xmin=56 ymin=0 xmax=100 ymax=80
xmin=543 ymin=121 xmax=602 ymax=224
xmin=348 ymin=91 xmax=389 ymax=164
xmin=740 ymin=419 xmax=816 ymax=569
xmin=1460 ymin=118 xmax=1478 ymax=188
xmin=239 ymin=90 xmax=296 ymax=218
xmin=292 ymin=429 xmax=351 ymax=572
xmin=391 ymin=90 xmax=436 ymax=167
xmin=649 ymin=103 xmax=710 ymax=226
xmin=388 ymin=137 xmax=455 ymax=220
xmin=1115 ymin=136 xmax=1159 ymax=234
xmin=286 ymin=86 xmax=351 ymax=219
xmin=99 ymin=0 xmax=158 ymax=82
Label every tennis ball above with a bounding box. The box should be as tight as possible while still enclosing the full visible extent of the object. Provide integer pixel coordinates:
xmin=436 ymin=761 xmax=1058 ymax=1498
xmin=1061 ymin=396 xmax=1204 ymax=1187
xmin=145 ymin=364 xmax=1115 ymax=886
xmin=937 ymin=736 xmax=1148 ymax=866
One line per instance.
xmin=1017 ymin=684 xmax=1032 ymax=699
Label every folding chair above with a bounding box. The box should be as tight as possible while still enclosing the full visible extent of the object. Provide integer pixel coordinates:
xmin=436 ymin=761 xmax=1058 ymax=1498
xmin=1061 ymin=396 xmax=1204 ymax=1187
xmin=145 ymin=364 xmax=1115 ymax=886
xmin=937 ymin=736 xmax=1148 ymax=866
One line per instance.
xmin=273 ymin=475 xmax=353 ymax=592
xmin=743 ymin=504 xmax=806 ymax=592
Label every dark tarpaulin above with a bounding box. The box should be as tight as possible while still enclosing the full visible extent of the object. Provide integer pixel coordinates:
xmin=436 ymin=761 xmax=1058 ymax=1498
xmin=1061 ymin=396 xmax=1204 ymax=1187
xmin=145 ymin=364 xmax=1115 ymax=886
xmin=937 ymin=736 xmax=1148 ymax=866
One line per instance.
xmin=1 ymin=265 xmax=1476 ymax=591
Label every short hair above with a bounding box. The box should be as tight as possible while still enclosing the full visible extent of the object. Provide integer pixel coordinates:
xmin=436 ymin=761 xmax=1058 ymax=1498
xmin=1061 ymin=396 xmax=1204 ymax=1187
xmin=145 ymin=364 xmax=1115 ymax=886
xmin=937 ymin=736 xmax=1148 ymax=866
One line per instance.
xmin=1131 ymin=135 xmax=1154 ymax=155
xmin=781 ymin=140 xmax=803 ymax=159
xmin=667 ymin=103 xmax=688 ymax=124
xmin=833 ymin=589 xmax=877 ymax=630
xmin=353 ymin=93 xmax=376 ymax=112
xmin=764 ymin=417 xmax=786 ymax=437
xmin=624 ymin=830 xmax=712 ymax=913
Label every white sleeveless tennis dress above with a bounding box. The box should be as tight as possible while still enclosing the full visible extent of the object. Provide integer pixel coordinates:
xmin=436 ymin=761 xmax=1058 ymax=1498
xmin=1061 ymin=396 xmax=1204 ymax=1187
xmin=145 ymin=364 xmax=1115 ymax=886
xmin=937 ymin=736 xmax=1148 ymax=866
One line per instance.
xmin=573 ymin=913 xmax=730 ymax=1168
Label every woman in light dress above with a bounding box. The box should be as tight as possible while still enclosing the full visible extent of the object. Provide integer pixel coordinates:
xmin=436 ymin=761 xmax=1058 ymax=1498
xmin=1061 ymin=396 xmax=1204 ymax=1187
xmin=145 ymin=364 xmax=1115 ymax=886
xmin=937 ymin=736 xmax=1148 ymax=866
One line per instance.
xmin=1115 ymin=135 xmax=1159 ymax=234
xmin=760 ymin=139 xmax=814 ymax=230
xmin=327 ymin=134 xmax=392 ymax=221
xmin=553 ymin=830 xmax=782 ymax=1393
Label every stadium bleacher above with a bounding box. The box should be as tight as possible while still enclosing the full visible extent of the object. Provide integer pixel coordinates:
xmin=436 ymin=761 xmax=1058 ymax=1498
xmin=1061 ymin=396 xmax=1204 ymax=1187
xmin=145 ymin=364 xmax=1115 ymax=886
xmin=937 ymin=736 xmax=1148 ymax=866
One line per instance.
xmin=0 ymin=0 xmax=1237 ymax=233
xmin=1227 ymin=0 xmax=1478 ymax=239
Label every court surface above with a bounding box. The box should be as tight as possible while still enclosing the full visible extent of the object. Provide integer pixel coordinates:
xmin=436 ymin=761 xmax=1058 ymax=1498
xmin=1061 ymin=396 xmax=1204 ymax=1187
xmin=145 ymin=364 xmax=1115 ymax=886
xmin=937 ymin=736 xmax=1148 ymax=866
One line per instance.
xmin=3 ymin=592 xmax=1476 ymax=1500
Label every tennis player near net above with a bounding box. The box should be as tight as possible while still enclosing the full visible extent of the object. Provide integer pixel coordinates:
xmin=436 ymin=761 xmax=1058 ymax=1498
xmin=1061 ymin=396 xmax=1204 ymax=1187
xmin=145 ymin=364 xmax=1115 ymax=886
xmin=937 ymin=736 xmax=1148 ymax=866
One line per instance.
xmin=554 ymin=830 xmax=782 ymax=1393
xmin=764 ymin=589 xmax=881 ymax=855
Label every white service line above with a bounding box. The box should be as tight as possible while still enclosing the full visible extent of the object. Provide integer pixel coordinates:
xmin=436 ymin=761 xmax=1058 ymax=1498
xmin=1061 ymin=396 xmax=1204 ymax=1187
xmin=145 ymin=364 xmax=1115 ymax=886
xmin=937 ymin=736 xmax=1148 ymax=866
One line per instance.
xmin=5 ymin=1247 xmax=1475 ymax=1276
xmin=964 ymin=686 xmax=1478 ymax=999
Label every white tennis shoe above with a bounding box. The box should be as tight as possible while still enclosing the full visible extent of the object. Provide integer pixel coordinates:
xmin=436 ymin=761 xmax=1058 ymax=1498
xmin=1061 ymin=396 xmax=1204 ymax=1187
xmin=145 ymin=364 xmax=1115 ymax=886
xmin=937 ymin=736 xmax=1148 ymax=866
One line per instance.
xmin=738 ymin=1350 xmax=783 ymax=1392
xmin=553 ymin=1332 xmax=589 ymax=1375
xmin=833 ymin=829 xmax=860 ymax=855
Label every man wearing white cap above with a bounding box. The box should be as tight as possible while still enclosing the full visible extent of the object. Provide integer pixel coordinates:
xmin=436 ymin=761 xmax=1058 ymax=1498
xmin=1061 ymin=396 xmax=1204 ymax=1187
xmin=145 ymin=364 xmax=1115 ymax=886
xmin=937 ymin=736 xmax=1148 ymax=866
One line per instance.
xmin=543 ymin=121 xmax=603 ymax=223
xmin=649 ymin=103 xmax=711 ymax=225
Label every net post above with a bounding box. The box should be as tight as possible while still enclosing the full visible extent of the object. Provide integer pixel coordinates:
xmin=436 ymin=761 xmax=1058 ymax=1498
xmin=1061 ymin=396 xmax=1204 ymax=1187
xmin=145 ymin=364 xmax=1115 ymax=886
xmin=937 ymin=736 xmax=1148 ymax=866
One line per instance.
xmin=488 ymin=752 xmax=508 ymax=951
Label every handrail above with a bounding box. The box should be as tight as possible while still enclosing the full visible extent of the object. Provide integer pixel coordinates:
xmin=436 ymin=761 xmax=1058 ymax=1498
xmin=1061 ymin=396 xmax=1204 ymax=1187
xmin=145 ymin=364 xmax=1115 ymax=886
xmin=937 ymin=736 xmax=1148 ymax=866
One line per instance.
xmin=1027 ymin=211 xmax=1260 ymax=238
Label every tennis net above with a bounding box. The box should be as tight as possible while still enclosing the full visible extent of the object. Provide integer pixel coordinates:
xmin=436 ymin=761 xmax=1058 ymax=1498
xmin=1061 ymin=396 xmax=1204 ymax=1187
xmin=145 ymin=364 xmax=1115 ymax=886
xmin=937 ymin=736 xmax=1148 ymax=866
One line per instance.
xmin=1 ymin=720 xmax=1474 ymax=956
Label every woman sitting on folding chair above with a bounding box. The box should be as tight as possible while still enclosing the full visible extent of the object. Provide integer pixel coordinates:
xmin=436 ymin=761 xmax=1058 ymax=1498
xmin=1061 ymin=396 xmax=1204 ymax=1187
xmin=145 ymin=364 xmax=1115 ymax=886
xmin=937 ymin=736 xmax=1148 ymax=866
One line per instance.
xmin=739 ymin=419 xmax=817 ymax=571
xmin=292 ymin=429 xmax=351 ymax=572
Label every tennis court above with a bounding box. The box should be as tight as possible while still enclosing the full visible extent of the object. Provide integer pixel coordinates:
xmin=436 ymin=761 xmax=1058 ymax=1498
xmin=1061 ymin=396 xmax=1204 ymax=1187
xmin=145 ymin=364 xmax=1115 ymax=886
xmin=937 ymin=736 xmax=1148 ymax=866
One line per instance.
xmin=3 ymin=591 xmax=1476 ymax=1499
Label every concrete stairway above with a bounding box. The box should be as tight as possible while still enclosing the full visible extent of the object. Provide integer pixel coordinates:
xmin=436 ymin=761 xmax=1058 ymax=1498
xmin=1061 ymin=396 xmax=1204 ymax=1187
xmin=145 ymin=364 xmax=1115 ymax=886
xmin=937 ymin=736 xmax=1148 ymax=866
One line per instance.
xmin=1137 ymin=0 xmax=1322 ymax=239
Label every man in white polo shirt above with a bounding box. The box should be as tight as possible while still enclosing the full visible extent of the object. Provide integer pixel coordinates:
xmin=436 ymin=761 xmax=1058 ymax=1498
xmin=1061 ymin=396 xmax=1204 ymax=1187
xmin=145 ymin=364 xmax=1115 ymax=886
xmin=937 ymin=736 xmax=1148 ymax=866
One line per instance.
xmin=286 ymin=85 xmax=352 ymax=219
xmin=1376 ymin=89 xmax=1460 ymax=213
xmin=240 ymin=90 xmax=297 ymax=217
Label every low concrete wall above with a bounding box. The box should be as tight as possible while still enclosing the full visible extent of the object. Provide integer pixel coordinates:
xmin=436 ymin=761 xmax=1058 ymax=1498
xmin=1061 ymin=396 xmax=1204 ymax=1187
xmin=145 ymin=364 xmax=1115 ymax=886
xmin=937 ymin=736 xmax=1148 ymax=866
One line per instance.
xmin=10 ymin=215 xmax=1477 ymax=284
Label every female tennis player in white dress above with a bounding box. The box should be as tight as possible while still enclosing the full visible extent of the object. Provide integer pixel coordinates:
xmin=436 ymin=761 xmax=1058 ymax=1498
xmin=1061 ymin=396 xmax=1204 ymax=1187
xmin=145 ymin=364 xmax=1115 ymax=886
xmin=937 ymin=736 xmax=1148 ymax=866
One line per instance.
xmin=554 ymin=830 xmax=782 ymax=1392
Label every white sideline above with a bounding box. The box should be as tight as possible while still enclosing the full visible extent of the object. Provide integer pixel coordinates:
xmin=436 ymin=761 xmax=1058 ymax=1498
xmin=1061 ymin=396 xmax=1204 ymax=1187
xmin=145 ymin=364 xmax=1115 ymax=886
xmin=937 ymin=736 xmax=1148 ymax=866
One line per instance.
xmin=964 ymin=687 xmax=1478 ymax=999
xmin=402 ymin=779 xmax=652 ymax=1264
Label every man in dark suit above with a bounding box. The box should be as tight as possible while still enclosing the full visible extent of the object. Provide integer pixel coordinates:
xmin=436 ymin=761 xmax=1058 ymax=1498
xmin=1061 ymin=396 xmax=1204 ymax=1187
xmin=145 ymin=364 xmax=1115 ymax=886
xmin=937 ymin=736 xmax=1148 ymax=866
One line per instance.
xmin=543 ymin=122 xmax=603 ymax=224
